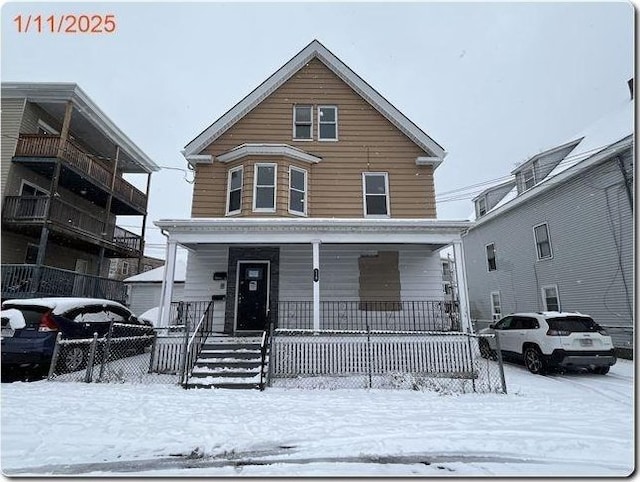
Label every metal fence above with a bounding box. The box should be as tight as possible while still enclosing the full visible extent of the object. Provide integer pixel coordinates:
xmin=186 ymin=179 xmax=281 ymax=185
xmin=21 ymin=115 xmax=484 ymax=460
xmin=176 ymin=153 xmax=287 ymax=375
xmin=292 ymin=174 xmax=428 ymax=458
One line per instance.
xmin=269 ymin=330 xmax=506 ymax=394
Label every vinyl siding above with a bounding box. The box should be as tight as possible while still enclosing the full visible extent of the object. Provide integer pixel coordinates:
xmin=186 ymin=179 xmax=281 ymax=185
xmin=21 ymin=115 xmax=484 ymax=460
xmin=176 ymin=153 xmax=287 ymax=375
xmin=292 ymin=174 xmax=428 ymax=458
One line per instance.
xmin=192 ymin=58 xmax=436 ymax=219
xmin=1 ymin=98 xmax=25 ymax=199
xmin=463 ymin=149 xmax=634 ymax=347
xmin=126 ymin=282 xmax=184 ymax=317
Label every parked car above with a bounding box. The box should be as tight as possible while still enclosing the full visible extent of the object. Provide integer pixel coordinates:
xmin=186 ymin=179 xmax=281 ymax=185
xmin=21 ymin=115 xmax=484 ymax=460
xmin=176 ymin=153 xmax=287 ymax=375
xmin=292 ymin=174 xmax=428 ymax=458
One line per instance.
xmin=1 ymin=298 xmax=154 ymax=374
xmin=478 ymin=311 xmax=616 ymax=375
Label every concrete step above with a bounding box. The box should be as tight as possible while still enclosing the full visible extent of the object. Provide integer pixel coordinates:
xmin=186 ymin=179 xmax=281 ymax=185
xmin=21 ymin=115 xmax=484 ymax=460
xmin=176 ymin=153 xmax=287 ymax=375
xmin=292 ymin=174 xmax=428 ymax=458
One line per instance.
xmin=198 ymin=350 xmax=262 ymax=360
xmin=194 ymin=360 xmax=263 ymax=370
xmin=187 ymin=382 xmax=261 ymax=390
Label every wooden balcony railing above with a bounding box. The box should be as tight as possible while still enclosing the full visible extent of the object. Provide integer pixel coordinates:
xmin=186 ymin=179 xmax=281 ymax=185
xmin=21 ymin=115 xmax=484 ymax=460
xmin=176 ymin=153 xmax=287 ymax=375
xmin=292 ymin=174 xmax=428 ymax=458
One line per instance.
xmin=14 ymin=134 xmax=147 ymax=212
xmin=2 ymin=196 xmax=142 ymax=254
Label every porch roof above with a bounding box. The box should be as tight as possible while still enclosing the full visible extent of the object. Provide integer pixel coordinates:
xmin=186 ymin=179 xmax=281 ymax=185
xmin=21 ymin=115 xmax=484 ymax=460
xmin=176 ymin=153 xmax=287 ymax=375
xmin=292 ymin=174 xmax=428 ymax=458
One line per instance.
xmin=154 ymin=218 xmax=471 ymax=248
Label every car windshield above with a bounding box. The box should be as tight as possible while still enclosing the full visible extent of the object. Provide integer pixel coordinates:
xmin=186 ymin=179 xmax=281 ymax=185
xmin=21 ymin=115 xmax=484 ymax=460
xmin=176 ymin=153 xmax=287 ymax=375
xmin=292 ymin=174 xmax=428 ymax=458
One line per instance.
xmin=547 ymin=316 xmax=599 ymax=332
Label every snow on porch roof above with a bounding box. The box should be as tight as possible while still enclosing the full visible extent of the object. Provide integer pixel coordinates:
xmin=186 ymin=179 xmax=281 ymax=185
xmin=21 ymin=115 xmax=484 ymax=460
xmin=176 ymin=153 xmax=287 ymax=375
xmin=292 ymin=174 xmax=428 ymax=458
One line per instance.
xmin=124 ymin=259 xmax=187 ymax=283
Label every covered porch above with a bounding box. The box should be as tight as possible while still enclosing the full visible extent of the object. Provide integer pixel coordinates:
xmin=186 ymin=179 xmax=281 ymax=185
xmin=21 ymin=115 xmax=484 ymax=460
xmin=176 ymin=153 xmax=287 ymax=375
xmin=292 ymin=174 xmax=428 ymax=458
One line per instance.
xmin=154 ymin=218 xmax=472 ymax=334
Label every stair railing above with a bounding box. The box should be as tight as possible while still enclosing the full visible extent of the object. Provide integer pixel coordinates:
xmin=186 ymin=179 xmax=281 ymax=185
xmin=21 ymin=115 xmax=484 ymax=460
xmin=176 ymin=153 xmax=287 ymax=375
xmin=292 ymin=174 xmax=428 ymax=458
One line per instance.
xmin=180 ymin=300 xmax=215 ymax=387
xmin=260 ymin=312 xmax=275 ymax=390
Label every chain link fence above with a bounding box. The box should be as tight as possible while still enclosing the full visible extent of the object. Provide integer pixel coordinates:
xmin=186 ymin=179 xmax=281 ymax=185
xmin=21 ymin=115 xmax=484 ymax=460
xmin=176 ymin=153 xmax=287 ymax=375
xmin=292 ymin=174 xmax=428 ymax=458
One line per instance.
xmin=268 ymin=330 xmax=507 ymax=394
xmin=48 ymin=324 xmax=177 ymax=384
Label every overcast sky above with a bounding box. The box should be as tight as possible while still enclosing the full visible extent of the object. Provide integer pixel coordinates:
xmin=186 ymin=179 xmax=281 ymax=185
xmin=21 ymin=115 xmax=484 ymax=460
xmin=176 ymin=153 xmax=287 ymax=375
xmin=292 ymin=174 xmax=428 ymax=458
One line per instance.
xmin=2 ymin=2 xmax=634 ymax=260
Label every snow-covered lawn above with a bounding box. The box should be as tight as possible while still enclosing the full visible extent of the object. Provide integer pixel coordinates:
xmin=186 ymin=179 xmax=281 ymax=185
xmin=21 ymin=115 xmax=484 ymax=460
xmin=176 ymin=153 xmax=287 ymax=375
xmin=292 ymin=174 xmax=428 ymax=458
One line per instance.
xmin=1 ymin=360 xmax=634 ymax=476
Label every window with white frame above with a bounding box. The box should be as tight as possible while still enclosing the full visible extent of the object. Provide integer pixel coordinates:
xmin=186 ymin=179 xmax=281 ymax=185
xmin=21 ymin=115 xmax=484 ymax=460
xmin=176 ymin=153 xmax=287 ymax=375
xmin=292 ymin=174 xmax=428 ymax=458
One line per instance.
xmin=253 ymin=163 xmax=277 ymax=211
xmin=486 ymin=243 xmax=497 ymax=271
xmin=362 ymin=172 xmax=390 ymax=217
xmin=533 ymin=223 xmax=553 ymax=260
xmin=542 ymin=285 xmax=560 ymax=311
xmin=318 ymin=106 xmax=338 ymax=140
xmin=491 ymin=291 xmax=502 ymax=321
xmin=226 ymin=166 xmax=243 ymax=215
xmin=521 ymin=161 xmax=538 ymax=192
xmin=121 ymin=261 xmax=129 ymax=276
xmin=293 ymin=105 xmax=313 ymax=140
xmin=289 ymin=166 xmax=307 ymax=215
xmin=477 ymin=197 xmax=487 ymax=217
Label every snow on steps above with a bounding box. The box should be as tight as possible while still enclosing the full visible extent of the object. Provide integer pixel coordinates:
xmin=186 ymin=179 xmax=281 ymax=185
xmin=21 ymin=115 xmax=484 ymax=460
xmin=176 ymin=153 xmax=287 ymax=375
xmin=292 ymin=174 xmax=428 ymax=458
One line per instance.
xmin=187 ymin=335 xmax=266 ymax=390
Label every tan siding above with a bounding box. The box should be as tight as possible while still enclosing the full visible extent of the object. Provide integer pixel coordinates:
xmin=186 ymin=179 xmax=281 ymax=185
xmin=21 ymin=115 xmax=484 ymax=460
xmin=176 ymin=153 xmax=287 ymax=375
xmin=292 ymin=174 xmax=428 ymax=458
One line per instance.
xmin=1 ymin=98 xmax=26 ymax=200
xmin=192 ymin=58 xmax=437 ymax=218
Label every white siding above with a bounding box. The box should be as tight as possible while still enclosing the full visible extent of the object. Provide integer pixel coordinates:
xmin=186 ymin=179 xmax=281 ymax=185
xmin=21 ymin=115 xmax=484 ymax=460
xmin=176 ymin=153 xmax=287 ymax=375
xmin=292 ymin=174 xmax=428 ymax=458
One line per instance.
xmin=127 ymin=282 xmax=184 ymax=317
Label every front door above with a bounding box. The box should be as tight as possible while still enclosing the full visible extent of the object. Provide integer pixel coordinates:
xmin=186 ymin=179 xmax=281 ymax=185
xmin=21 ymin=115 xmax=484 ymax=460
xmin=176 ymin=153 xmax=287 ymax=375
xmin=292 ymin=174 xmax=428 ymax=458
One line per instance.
xmin=235 ymin=261 xmax=270 ymax=331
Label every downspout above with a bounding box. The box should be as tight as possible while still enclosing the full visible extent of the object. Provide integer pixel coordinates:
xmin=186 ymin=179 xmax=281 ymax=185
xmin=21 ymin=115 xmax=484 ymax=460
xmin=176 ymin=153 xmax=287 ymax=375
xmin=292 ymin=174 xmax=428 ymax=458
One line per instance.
xmin=615 ymin=156 xmax=633 ymax=212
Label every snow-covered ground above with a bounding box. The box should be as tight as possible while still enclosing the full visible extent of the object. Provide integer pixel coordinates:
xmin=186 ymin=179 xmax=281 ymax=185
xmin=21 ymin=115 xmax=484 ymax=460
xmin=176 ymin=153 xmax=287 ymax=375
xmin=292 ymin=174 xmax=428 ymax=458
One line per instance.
xmin=1 ymin=360 xmax=634 ymax=476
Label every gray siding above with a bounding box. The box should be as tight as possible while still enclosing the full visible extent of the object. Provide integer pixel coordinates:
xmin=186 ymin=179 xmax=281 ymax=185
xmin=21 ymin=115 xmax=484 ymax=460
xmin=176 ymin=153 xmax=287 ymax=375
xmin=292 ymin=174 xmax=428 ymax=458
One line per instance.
xmin=1 ymin=98 xmax=25 ymax=199
xmin=463 ymin=149 xmax=634 ymax=348
xmin=127 ymin=282 xmax=184 ymax=317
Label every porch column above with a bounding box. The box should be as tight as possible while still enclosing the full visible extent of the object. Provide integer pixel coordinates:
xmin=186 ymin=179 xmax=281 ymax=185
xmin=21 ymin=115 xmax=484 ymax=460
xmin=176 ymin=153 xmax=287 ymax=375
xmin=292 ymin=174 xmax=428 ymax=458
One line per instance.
xmin=452 ymin=240 xmax=472 ymax=333
xmin=312 ymin=240 xmax=321 ymax=331
xmin=159 ymin=239 xmax=178 ymax=328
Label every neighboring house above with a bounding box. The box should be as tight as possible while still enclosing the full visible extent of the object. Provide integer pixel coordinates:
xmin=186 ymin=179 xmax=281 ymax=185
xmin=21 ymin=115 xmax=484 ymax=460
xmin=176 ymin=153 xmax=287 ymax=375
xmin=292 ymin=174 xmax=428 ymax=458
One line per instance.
xmin=109 ymin=255 xmax=164 ymax=281
xmin=124 ymin=259 xmax=186 ymax=316
xmin=1 ymin=82 xmax=159 ymax=303
xmin=155 ymin=40 xmax=472 ymax=333
xmin=462 ymin=90 xmax=633 ymax=352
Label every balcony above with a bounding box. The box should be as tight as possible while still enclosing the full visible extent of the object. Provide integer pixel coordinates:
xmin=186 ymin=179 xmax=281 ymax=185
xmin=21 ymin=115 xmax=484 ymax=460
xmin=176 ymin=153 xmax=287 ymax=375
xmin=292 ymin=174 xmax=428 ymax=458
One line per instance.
xmin=2 ymin=196 xmax=142 ymax=257
xmin=13 ymin=134 xmax=147 ymax=215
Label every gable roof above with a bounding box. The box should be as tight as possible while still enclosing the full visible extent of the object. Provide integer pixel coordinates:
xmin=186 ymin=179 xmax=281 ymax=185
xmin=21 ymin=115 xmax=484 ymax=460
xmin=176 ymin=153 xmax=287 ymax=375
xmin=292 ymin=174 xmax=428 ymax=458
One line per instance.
xmin=183 ymin=40 xmax=446 ymax=164
xmin=469 ymin=99 xmax=633 ymax=226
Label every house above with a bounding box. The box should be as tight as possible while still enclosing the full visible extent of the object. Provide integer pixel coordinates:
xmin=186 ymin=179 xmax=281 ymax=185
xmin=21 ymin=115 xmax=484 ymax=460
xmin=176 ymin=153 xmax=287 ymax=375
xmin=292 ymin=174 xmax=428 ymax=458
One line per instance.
xmin=109 ymin=255 xmax=165 ymax=281
xmin=1 ymin=83 xmax=159 ymax=303
xmin=124 ymin=259 xmax=186 ymax=316
xmin=462 ymin=89 xmax=633 ymax=354
xmin=155 ymin=40 xmax=472 ymax=335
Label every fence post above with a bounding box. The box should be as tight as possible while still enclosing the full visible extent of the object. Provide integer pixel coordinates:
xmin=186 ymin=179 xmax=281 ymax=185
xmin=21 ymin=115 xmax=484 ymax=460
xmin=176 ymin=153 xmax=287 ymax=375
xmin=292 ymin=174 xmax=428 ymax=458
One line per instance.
xmin=178 ymin=313 xmax=190 ymax=386
xmin=465 ymin=334 xmax=477 ymax=393
xmin=47 ymin=332 xmax=63 ymax=380
xmin=366 ymin=326 xmax=372 ymax=389
xmin=98 ymin=321 xmax=114 ymax=381
xmin=493 ymin=333 xmax=508 ymax=394
xmin=84 ymin=332 xmax=99 ymax=383
xmin=148 ymin=332 xmax=158 ymax=374
xmin=267 ymin=321 xmax=276 ymax=387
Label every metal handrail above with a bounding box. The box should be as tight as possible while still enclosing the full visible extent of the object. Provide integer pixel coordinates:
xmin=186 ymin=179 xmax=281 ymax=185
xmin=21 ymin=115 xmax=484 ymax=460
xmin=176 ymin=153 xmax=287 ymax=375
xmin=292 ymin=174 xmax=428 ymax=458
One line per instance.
xmin=180 ymin=300 xmax=215 ymax=387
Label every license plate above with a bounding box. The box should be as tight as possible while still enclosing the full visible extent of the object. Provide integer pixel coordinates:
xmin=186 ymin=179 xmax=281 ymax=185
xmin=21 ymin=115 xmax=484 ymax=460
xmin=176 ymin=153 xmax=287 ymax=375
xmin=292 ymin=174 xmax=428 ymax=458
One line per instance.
xmin=0 ymin=328 xmax=14 ymax=338
xmin=580 ymin=339 xmax=593 ymax=347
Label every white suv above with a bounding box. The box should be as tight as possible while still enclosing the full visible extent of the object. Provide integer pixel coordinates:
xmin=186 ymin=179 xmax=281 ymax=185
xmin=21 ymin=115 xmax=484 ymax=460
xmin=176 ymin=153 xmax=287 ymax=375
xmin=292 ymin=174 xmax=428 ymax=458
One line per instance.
xmin=479 ymin=312 xmax=616 ymax=375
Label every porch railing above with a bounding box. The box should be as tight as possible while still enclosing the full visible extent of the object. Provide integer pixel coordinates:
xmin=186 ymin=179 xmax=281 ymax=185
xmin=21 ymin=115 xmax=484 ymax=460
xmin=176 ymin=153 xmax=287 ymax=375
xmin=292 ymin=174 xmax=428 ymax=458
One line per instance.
xmin=2 ymin=196 xmax=142 ymax=254
xmin=179 ymin=300 xmax=216 ymax=387
xmin=14 ymin=134 xmax=147 ymax=212
xmin=1 ymin=264 xmax=127 ymax=303
xmin=277 ymin=300 xmax=460 ymax=332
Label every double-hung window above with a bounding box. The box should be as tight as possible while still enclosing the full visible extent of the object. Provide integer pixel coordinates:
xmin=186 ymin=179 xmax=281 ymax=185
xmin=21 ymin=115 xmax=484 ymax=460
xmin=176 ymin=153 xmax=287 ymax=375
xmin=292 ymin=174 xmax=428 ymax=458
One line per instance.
xmin=226 ymin=166 xmax=243 ymax=215
xmin=289 ymin=166 xmax=307 ymax=216
xmin=533 ymin=223 xmax=553 ymax=260
xmin=253 ymin=163 xmax=277 ymax=212
xmin=318 ymin=106 xmax=338 ymax=140
xmin=477 ymin=197 xmax=487 ymax=217
xmin=293 ymin=105 xmax=312 ymax=140
xmin=362 ymin=172 xmax=390 ymax=217
xmin=486 ymin=243 xmax=497 ymax=271
xmin=491 ymin=292 xmax=502 ymax=321
xmin=542 ymin=285 xmax=560 ymax=311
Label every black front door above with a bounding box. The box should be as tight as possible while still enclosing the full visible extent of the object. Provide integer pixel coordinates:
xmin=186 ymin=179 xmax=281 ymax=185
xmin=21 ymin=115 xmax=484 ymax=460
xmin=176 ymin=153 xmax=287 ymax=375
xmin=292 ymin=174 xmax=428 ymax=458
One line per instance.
xmin=236 ymin=262 xmax=270 ymax=331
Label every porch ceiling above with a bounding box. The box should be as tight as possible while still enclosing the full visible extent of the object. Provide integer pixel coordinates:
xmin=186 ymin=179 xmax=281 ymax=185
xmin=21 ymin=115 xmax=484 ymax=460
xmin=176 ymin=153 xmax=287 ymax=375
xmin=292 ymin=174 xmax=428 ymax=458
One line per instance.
xmin=154 ymin=218 xmax=471 ymax=248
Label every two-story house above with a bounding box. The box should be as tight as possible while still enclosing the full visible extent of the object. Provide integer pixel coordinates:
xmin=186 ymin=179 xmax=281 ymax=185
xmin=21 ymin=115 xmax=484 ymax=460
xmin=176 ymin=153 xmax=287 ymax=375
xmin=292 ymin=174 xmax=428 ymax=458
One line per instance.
xmin=1 ymin=82 xmax=159 ymax=303
xmin=462 ymin=88 xmax=633 ymax=355
xmin=155 ymin=40 xmax=471 ymax=336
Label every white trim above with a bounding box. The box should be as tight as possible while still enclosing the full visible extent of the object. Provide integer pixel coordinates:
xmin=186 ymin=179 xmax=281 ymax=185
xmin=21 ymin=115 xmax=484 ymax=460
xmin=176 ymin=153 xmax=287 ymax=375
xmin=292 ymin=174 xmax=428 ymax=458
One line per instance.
xmin=182 ymin=40 xmax=446 ymax=161
xmin=415 ymin=156 xmax=443 ymax=169
xmin=541 ymin=284 xmax=560 ymax=311
xmin=312 ymin=241 xmax=321 ymax=331
xmin=490 ymin=291 xmax=502 ymax=322
xmin=362 ymin=172 xmax=391 ymax=218
xmin=234 ymin=260 xmax=271 ymax=332
xmin=37 ymin=119 xmax=59 ymax=135
xmin=216 ymin=143 xmax=321 ymax=164
xmin=476 ymin=196 xmax=487 ymax=217
xmin=533 ymin=222 xmax=553 ymax=260
xmin=252 ymin=163 xmax=277 ymax=212
xmin=225 ymin=165 xmax=244 ymax=216
xmin=185 ymin=154 xmax=213 ymax=166
xmin=485 ymin=242 xmax=496 ymax=272
xmin=288 ymin=165 xmax=308 ymax=216
xmin=317 ymin=105 xmax=338 ymax=141
xmin=293 ymin=104 xmax=313 ymax=141
xmin=20 ymin=179 xmax=49 ymax=196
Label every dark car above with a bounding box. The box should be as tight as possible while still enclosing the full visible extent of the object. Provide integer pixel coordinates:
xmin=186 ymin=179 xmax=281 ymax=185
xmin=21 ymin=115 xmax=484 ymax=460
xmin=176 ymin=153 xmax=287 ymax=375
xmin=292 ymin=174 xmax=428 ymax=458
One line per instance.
xmin=1 ymin=298 xmax=154 ymax=376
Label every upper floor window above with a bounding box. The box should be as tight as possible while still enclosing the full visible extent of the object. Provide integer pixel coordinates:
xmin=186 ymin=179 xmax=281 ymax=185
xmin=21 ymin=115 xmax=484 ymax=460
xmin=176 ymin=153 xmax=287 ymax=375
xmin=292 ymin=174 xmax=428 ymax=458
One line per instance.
xmin=362 ymin=172 xmax=390 ymax=217
xmin=476 ymin=197 xmax=487 ymax=217
xmin=121 ymin=261 xmax=129 ymax=276
xmin=533 ymin=223 xmax=553 ymax=260
xmin=486 ymin=243 xmax=497 ymax=271
xmin=226 ymin=166 xmax=243 ymax=215
xmin=318 ymin=106 xmax=338 ymax=141
xmin=293 ymin=105 xmax=312 ymax=140
xmin=542 ymin=285 xmax=560 ymax=311
xmin=253 ymin=163 xmax=277 ymax=212
xmin=289 ymin=166 xmax=307 ymax=216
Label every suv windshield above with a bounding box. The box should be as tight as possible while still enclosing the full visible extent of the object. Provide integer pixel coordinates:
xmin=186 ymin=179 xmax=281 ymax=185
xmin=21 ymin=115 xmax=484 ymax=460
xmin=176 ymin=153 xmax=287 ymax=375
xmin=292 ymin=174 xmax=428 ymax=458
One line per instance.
xmin=547 ymin=316 xmax=599 ymax=333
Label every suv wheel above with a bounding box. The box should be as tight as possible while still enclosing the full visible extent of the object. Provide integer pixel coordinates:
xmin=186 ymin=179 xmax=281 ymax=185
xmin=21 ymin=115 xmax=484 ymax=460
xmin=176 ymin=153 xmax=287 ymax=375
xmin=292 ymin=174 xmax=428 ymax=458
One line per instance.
xmin=592 ymin=366 xmax=610 ymax=375
xmin=523 ymin=346 xmax=547 ymax=375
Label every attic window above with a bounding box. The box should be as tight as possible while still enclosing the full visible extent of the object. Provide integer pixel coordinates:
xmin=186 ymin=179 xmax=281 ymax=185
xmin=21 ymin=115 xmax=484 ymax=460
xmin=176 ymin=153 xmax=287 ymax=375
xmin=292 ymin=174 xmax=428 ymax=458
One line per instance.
xmin=293 ymin=105 xmax=312 ymax=140
xmin=521 ymin=160 xmax=538 ymax=192
xmin=477 ymin=197 xmax=487 ymax=217
xmin=318 ymin=106 xmax=338 ymax=140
